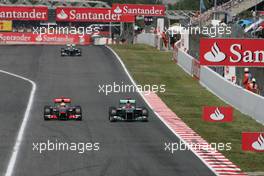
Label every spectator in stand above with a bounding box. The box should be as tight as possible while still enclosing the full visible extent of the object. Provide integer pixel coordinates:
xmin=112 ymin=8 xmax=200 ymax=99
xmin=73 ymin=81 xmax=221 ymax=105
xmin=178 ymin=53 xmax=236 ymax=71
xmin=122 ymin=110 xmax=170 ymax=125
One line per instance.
xmin=243 ymin=67 xmax=252 ymax=88
xmin=246 ymin=78 xmax=260 ymax=94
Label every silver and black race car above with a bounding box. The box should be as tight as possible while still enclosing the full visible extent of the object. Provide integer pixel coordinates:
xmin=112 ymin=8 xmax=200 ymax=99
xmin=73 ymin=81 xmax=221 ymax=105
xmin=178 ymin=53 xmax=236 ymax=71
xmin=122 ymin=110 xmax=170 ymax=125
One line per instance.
xmin=61 ymin=44 xmax=82 ymax=56
xmin=109 ymin=98 xmax=148 ymax=122
xmin=44 ymin=97 xmax=82 ymax=120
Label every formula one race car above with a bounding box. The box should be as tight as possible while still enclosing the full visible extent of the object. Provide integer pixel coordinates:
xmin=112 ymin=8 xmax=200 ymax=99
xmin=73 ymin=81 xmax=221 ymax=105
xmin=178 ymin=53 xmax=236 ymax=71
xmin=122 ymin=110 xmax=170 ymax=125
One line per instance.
xmin=44 ymin=97 xmax=82 ymax=120
xmin=109 ymin=98 xmax=148 ymax=122
xmin=61 ymin=44 xmax=82 ymax=56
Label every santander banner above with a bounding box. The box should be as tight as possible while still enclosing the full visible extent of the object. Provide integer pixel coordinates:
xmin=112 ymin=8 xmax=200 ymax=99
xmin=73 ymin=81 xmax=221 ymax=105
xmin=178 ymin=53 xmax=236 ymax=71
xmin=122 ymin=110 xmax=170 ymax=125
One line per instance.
xmin=200 ymin=38 xmax=264 ymax=66
xmin=56 ymin=7 xmax=135 ymax=22
xmin=202 ymin=106 xmax=233 ymax=122
xmin=0 ymin=32 xmax=91 ymax=45
xmin=112 ymin=4 xmax=165 ymax=16
xmin=242 ymin=132 xmax=264 ymax=152
xmin=0 ymin=6 xmax=48 ymax=21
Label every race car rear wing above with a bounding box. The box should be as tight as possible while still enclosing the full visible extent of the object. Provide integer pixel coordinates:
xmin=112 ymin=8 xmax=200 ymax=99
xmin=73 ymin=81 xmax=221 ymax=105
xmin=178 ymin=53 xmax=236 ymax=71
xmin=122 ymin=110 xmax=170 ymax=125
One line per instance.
xmin=120 ymin=99 xmax=136 ymax=104
xmin=53 ymin=98 xmax=71 ymax=103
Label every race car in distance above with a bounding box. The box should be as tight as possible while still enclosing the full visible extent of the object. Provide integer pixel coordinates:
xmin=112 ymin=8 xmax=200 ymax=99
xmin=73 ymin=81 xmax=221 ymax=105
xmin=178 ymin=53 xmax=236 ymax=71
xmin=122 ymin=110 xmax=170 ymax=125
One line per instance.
xmin=44 ymin=97 xmax=82 ymax=120
xmin=61 ymin=44 xmax=82 ymax=56
xmin=109 ymin=98 xmax=148 ymax=122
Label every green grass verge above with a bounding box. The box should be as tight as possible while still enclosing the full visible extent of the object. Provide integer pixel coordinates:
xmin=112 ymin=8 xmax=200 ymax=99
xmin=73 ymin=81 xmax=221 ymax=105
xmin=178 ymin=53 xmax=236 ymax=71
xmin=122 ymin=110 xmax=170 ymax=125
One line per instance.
xmin=110 ymin=44 xmax=264 ymax=172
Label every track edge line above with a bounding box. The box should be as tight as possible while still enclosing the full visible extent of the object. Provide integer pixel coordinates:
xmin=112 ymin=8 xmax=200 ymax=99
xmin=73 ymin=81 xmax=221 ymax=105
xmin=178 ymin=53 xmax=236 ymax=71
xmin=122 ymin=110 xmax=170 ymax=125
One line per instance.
xmin=0 ymin=70 xmax=37 ymax=176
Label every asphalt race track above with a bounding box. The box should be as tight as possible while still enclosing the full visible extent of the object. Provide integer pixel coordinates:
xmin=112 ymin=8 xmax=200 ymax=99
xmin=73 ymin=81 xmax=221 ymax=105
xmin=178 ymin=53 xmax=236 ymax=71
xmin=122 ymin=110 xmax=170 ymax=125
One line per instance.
xmin=0 ymin=45 xmax=215 ymax=176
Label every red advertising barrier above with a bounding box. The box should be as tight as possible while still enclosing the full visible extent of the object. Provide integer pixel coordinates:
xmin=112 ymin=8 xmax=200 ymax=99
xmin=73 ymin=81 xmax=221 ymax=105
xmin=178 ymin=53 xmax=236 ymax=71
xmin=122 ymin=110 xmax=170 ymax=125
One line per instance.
xmin=112 ymin=4 xmax=165 ymax=16
xmin=0 ymin=32 xmax=91 ymax=45
xmin=200 ymin=38 xmax=264 ymax=66
xmin=56 ymin=7 xmax=135 ymax=22
xmin=0 ymin=6 xmax=48 ymax=21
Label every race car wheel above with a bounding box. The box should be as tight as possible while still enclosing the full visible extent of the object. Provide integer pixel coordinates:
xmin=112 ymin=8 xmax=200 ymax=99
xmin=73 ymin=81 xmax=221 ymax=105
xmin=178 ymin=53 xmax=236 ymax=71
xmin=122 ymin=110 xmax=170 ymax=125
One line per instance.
xmin=44 ymin=106 xmax=51 ymax=121
xmin=76 ymin=116 xmax=82 ymax=121
xmin=61 ymin=49 xmax=65 ymax=56
xmin=142 ymin=107 xmax=148 ymax=116
xmin=44 ymin=116 xmax=49 ymax=121
xmin=75 ymin=108 xmax=81 ymax=114
xmin=142 ymin=118 xmax=148 ymax=122
xmin=109 ymin=107 xmax=116 ymax=115
xmin=109 ymin=115 xmax=115 ymax=122
xmin=75 ymin=107 xmax=82 ymax=121
xmin=141 ymin=107 xmax=148 ymax=122
xmin=109 ymin=107 xmax=116 ymax=122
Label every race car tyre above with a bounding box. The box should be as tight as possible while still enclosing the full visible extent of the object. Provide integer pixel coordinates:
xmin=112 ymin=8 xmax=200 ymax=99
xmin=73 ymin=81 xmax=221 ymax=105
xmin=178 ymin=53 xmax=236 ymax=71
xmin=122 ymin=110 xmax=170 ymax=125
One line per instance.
xmin=61 ymin=49 xmax=65 ymax=56
xmin=76 ymin=115 xmax=82 ymax=121
xmin=109 ymin=107 xmax=117 ymax=122
xmin=141 ymin=107 xmax=148 ymax=122
xmin=75 ymin=106 xmax=82 ymax=120
xmin=75 ymin=106 xmax=82 ymax=121
xmin=44 ymin=106 xmax=51 ymax=121
xmin=44 ymin=116 xmax=50 ymax=121
xmin=109 ymin=115 xmax=115 ymax=122
xmin=142 ymin=118 xmax=148 ymax=122
xmin=142 ymin=107 xmax=148 ymax=117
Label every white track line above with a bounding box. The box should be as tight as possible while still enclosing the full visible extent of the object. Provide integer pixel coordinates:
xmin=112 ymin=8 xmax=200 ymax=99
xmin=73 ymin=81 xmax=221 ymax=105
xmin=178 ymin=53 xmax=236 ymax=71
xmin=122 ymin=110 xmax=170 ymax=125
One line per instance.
xmin=106 ymin=46 xmax=218 ymax=176
xmin=0 ymin=70 xmax=37 ymax=176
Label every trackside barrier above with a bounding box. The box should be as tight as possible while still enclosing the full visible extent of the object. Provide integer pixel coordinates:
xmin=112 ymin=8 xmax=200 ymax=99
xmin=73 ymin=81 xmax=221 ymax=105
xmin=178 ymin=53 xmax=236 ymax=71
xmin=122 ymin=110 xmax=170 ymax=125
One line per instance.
xmin=88 ymin=38 xmax=113 ymax=45
xmin=177 ymin=49 xmax=193 ymax=76
xmin=200 ymin=66 xmax=264 ymax=124
xmin=0 ymin=32 xmax=92 ymax=45
xmin=175 ymin=45 xmax=264 ymax=125
xmin=136 ymin=33 xmax=158 ymax=47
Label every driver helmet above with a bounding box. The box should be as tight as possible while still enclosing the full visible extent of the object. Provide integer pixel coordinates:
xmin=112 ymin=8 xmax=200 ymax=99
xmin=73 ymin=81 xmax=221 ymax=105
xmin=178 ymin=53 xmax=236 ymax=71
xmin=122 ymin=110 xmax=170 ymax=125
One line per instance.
xmin=244 ymin=68 xmax=249 ymax=73
xmin=126 ymin=100 xmax=132 ymax=108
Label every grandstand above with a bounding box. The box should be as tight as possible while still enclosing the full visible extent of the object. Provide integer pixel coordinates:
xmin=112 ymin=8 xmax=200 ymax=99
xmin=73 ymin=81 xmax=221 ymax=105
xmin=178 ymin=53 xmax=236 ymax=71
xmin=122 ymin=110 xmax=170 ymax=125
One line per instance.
xmin=0 ymin=0 xmax=110 ymax=8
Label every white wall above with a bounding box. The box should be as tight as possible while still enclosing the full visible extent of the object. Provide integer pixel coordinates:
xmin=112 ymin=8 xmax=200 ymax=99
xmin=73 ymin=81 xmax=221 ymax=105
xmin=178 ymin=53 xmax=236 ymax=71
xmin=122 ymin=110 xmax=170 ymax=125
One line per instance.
xmin=177 ymin=49 xmax=193 ymax=75
xmin=200 ymin=66 xmax=264 ymax=124
xmin=176 ymin=48 xmax=264 ymax=125
xmin=136 ymin=33 xmax=157 ymax=47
